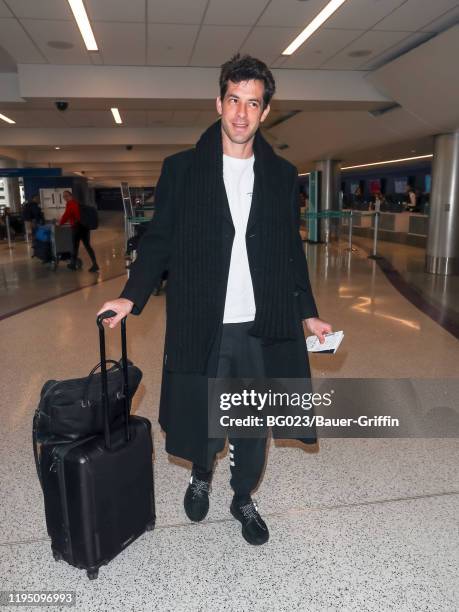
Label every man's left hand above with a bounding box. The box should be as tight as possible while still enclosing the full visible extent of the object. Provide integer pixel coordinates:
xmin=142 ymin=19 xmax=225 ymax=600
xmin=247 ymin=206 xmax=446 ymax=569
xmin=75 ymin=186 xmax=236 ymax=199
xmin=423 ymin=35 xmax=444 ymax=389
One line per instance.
xmin=303 ymin=317 xmax=333 ymax=344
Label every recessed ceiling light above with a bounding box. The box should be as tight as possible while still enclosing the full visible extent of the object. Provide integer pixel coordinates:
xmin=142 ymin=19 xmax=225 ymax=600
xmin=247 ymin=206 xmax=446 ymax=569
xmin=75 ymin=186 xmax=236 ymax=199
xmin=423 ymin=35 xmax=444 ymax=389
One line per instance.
xmin=55 ymin=146 xmax=61 ymax=150
xmin=282 ymin=0 xmax=349 ymax=55
xmin=47 ymin=40 xmax=74 ymax=50
xmin=348 ymin=49 xmax=372 ymax=58
xmin=0 ymin=112 xmax=15 ymax=124
xmin=67 ymin=0 xmax=98 ymax=51
xmin=111 ymin=108 xmax=123 ymax=124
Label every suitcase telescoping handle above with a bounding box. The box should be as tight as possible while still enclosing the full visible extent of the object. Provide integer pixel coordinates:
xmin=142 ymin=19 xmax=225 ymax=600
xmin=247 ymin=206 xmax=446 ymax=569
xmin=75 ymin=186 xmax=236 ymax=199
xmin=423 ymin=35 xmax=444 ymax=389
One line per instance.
xmin=96 ymin=310 xmax=131 ymax=450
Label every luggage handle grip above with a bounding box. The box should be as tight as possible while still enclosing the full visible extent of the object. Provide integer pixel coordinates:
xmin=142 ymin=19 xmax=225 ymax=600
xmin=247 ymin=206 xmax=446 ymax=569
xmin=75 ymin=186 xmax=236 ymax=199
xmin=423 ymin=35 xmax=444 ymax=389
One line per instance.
xmin=96 ymin=310 xmax=130 ymax=449
xmin=82 ymin=359 xmax=125 ymax=407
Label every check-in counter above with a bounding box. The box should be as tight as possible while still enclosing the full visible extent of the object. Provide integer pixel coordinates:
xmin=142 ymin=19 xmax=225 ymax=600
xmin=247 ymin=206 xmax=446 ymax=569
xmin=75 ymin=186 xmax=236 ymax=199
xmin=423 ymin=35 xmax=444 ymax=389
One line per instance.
xmin=343 ymin=210 xmax=429 ymax=247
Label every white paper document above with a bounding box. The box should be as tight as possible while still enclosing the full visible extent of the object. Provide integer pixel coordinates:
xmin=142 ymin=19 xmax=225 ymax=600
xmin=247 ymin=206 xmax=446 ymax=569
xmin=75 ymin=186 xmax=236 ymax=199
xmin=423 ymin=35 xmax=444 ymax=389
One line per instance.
xmin=306 ymin=330 xmax=344 ymax=354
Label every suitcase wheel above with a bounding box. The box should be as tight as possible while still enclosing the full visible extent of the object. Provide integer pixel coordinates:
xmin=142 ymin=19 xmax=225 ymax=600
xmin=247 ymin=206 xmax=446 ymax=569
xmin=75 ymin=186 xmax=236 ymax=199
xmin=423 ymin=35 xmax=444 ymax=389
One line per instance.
xmin=52 ymin=548 xmax=63 ymax=562
xmin=146 ymin=519 xmax=156 ymax=531
xmin=87 ymin=569 xmax=99 ymax=580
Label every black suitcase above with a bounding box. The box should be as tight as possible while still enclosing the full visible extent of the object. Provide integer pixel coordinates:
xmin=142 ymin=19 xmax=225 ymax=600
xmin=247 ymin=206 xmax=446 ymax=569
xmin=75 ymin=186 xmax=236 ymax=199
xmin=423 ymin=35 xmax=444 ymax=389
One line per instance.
xmin=34 ymin=310 xmax=156 ymax=580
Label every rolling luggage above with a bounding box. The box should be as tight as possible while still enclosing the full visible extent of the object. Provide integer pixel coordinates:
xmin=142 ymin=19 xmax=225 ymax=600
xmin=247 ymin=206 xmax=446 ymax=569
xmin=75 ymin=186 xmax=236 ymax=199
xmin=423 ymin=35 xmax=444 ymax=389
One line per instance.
xmin=33 ymin=310 xmax=155 ymax=579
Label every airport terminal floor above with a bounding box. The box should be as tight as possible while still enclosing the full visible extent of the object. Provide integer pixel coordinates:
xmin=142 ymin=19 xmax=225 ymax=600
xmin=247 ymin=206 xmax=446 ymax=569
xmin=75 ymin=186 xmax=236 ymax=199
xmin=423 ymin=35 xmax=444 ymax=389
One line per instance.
xmin=1 ymin=212 xmax=458 ymax=611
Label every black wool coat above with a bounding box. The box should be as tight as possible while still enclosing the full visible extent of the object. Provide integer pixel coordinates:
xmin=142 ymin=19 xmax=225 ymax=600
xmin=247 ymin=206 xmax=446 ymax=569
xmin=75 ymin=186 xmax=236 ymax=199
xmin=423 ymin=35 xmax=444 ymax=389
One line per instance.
xmin=120 ymin=136 xmax=320 ymax=469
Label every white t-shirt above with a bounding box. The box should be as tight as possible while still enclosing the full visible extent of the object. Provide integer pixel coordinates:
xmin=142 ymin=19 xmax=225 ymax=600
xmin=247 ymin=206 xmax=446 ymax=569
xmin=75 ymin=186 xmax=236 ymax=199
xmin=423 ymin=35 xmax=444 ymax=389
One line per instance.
xmin=222 ymin=153 xmax=256 ymax=323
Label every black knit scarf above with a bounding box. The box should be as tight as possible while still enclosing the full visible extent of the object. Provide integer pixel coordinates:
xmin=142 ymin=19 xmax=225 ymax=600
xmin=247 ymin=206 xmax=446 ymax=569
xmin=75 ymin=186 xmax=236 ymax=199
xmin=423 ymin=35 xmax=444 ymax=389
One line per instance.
xmin=167 ymin=118 xmax=296 ymax=373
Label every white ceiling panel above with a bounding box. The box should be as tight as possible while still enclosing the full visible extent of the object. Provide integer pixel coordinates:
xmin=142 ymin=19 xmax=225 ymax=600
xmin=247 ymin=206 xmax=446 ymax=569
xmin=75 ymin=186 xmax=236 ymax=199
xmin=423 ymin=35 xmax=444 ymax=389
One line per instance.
xmin=362 ymin=31 xmax=435 ymax=70
xmin=281 ymin=28 xmax=364 ymax=69
xmin=374 ymin=0 xmax=459 ymax=32
xmin=321 ymin=29 xmax=410 ymax=70
xmin=147 ymin=24 xmax=199 ymax=65
xmin=0 ymin=0 xmax=12 ymax=17
xmin=189 ymin=25 xmax=251 ymax=66
xmin=171 ymin=110 xmax=201 ymax=125
xmin=92 ymin=22 xmax=145 ymax=65
xmin=85 ymin=0 xmax=146 ymax=23
xmin=258 ymin=0 xmax=330 ymax=28
xmin=239 ymin=26 xmax=303 ymax=66
xmin=3 ymin=109 xmax=68 ymax=127
xmin=0 ymin=45 xmax=16 ymax=71
xmin=120 ymin=110 xmax=148 ymax=127
xmin=204 ymin=0 xmax=268 ymax=26
xmin=0 ymin=18 xmax=46 ymax=63
xmin=20 ymin=19 xmax=91 ymax=64
xmin=147 ymin=0 xmax=207 ymax=24
xmin=420 ymin=6 xmax=459 ymax=33
xmin=324 ymin=0 xmax=405 ymax=30
xmin=369 ymin=106 xmax=434 ymax=139
xmin=147 ymin=110 xmax=174 ymax=125
xmin=60 ymin=110 xmax=115 ymax=128
xmin=4 ymin=0 xmax=73 ymax=19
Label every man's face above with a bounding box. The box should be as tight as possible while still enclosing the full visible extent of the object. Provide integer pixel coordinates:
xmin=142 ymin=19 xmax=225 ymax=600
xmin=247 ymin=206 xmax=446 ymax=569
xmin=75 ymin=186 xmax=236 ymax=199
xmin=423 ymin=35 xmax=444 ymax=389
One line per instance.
xmin=216 ymin=79 xmax=270 ymax=146
xmin=63 ymin=191 xmax=71 ymax=202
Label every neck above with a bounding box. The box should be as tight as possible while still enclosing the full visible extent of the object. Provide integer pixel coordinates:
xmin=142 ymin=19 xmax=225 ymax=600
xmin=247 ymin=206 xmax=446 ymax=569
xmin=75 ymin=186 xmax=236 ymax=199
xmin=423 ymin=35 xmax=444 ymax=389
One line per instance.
xmin=221 ymin=126 xmax=254 ymax=159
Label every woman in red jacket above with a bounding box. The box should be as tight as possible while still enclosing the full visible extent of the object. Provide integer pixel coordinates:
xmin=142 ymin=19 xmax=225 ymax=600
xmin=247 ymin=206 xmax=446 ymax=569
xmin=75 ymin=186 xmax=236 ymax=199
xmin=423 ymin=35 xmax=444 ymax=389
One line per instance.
xmin=59 ymin=190 xmax=99 ymax=272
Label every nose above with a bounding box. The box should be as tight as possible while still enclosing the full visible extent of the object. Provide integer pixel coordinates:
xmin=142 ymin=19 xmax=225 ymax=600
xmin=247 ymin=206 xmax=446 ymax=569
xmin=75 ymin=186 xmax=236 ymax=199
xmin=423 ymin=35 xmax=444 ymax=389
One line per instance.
xmin=236 ymin=102 xmax=248 ymax=118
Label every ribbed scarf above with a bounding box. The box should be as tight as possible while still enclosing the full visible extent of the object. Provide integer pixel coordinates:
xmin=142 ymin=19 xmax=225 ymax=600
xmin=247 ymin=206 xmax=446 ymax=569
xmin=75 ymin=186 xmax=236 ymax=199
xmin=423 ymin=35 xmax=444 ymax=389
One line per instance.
xmin=167 ymin=118 xmax=296 ymax=373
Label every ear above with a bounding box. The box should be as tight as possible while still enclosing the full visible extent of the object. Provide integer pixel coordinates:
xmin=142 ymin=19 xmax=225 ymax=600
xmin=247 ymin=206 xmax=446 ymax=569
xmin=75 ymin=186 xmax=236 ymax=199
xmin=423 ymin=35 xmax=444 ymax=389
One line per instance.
xmin=260 ymin=103 xmax=270 ymax=123
xmin=216 ymin=96 xmax=222 ymax=116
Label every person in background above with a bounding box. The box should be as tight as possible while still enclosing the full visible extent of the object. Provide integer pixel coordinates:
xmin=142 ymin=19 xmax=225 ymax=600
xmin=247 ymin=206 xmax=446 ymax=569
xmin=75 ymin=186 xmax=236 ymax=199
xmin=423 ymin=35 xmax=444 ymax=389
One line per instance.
xmin=405 ymin=186 xmax=417 ymax=212
xmin=352 ymin=185 xmax=364 ymax=208
xmin=22 ymin=194 xmax=44 ymax=237
xmin=371 ymin=190 xmax=387 ymax=212
xmin=59 ymin=190 xmax=99 ymax=272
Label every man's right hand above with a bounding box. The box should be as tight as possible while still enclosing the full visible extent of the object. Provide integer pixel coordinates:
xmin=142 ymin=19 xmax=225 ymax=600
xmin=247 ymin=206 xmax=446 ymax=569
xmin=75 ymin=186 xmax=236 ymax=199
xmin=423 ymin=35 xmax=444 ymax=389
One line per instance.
xmin=97 ymin=298 xmax=134 ymax=328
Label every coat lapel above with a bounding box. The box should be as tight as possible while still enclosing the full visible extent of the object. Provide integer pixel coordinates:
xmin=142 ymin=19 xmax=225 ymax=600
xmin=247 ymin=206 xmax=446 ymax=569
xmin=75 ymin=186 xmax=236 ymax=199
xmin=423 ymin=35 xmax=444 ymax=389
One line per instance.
xmin=246 ymin=158 xmax=260 ymax=235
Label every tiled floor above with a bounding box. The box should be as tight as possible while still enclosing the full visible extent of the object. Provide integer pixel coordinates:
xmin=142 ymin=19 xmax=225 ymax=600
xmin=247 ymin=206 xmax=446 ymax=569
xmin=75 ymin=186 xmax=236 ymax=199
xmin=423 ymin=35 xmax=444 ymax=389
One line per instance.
xmin=0 ymin=220 xmax=458 ymax=611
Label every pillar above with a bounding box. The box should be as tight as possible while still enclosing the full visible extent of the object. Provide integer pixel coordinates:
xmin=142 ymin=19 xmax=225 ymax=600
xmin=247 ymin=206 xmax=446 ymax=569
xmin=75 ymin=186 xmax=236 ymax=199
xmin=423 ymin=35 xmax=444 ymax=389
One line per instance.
xmin=425 ymin=132 xmax=459 ymax=275
xmin=316 ymin=159 xmax=341 ymax=243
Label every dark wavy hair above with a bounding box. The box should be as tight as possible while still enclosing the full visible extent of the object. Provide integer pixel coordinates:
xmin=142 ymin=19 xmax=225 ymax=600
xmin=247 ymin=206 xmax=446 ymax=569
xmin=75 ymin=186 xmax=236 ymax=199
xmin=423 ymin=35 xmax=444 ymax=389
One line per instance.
xmin=219 ymin=54 xmax=276 ymax=110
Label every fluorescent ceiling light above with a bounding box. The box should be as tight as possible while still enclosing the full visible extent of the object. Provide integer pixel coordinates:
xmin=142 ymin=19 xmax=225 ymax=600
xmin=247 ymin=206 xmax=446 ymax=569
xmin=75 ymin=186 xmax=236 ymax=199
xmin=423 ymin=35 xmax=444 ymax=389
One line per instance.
xmin=0 ymin=112 xmax=15 ymax=124
xmin=111 ymin=108 xmax=123 ymax=124
xmin=298 ymin=172 xmax=311 ymax=176
xmin=55 ymin=146 xmax=61 ymax=150
xmin=341 ymin=154 xmax=433 ymax=170
xmin=282 ymin=0 xmax=349 ymax=55
xmin=67 ymin=0 xmax=98 ymax=51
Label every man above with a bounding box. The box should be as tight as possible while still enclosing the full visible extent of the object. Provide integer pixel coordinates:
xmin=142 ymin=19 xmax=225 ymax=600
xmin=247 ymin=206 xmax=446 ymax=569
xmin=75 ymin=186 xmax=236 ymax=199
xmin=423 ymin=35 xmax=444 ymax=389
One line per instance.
xmin=98 ymin=54 xmax=331 ymax=545
xmin=22 ymin=194 xmax=44 ymax=237
xmin=59 ymin=190 xmax=99 ymax=272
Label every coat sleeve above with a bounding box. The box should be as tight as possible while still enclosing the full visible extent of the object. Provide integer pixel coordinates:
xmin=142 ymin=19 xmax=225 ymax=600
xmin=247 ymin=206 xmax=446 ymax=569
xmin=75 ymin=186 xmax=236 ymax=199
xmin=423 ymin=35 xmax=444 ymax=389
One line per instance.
xmin=119 ymin=157 xmax=175 ymax=315
xmin=289 ymin=168 xmax=319 ymax=320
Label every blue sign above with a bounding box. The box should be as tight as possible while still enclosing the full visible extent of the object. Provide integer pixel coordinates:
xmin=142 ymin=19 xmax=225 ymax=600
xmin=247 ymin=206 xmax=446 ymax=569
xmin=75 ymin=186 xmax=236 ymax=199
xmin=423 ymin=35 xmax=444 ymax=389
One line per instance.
xmin=0 ymin=168 xmax=62 ymax=177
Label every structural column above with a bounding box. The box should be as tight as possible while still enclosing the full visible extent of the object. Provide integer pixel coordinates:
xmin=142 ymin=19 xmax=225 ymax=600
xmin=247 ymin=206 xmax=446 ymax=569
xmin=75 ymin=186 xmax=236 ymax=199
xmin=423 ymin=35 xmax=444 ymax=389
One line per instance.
xmin=425 ymin=132 xmax=459 ymax=275
xmin=316 ymin=159 xmax=341 ymax=243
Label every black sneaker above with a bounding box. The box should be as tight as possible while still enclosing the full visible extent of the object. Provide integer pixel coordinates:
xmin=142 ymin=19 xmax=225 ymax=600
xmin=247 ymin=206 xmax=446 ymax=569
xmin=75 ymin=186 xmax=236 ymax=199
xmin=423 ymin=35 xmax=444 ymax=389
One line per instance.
xmin=230 ymin=498 xmax=269 ymax=545
xmin=184 ymin=475 xmax=210 ymax=522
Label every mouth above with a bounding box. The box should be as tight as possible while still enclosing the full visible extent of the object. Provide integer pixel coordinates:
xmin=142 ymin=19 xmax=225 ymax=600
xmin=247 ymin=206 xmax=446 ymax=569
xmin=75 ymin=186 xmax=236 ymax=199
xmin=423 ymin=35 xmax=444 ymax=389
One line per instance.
xmin=233 ymin=123 xmax=248 ymax=130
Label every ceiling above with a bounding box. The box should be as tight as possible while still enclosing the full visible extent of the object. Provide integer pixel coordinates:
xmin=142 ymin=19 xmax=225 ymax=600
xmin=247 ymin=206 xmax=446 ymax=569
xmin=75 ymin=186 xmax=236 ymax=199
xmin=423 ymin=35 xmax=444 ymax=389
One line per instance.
xmin=0 ymin=0 xmax=458 ymax=186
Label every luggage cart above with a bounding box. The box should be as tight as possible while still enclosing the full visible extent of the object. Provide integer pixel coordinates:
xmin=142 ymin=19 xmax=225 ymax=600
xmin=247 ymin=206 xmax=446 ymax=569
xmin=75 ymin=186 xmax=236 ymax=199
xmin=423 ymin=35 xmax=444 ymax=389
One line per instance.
xmin=50 ymin=223 xmax=82 ymax=272
xmin=120 ymin=182 xmax=153 ymax=272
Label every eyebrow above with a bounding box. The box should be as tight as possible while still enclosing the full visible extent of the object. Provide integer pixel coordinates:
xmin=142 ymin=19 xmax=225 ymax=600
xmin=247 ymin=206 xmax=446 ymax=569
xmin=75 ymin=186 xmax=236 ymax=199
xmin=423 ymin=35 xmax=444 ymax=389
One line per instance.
xmin=226 ymin=93 xmax=262 ymax=103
